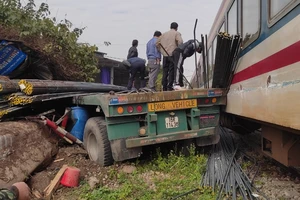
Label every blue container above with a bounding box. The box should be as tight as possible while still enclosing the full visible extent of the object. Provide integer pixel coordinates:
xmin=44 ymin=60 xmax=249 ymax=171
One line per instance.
xmin=70 ymin=107 xmax=89 ymax=141
xmin=0 ymin=40 xmax=27 ymax=75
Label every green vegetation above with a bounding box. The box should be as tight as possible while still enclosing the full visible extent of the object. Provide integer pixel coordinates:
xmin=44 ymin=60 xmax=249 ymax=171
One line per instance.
xmin=155 ymin=68 xmax=163 ymax=91
xmin=241 ymin=161 xmax=252 ymax=170
xmin=0 ymin=0 xmax=99 ymax=81
xmin=71 ymin=146 xmax=215 ymax=200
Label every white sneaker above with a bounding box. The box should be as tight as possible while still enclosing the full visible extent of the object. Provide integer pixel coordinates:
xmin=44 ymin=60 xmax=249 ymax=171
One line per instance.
xmin=173 ymin=85 xmax=186 ymax=90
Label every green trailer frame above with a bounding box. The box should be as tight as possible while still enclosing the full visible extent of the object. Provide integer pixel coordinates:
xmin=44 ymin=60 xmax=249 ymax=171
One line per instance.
xmin=73 ymin=88 xmax=226 ymax=166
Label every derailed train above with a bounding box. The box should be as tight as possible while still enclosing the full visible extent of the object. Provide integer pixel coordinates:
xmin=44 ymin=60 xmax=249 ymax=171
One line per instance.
xmin=191 ymin=0 xmax=300 ymax=167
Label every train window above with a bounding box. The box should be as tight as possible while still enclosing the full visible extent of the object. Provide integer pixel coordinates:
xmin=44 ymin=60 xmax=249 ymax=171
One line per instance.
xmin=269 ymin=0 xmax=293 ymax=18
xmin=242 ymin=0 xmax=260 ymax=46
xmin=227 ymin=0 xmax=238 ymax=35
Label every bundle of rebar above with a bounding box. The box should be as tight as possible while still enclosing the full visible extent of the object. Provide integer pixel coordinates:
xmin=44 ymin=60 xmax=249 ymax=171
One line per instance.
xmin=200 ymin=127 xmax=267 ymax=200
xmin=18 ymin=79 xmax=127 ymax=95
xmin=8 ymin=91 xmax=91 ymax=106
xmin=0 ymin=78 xmax=127 ymax=120
xmin=212 ymin=32 xmax=242 ymax=89
xmin=0 ymin=79 xmax=20 ymax=94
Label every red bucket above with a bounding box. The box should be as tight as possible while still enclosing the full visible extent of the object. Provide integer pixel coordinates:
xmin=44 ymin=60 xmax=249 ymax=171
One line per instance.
xmin=60 ymin=167 xmax=81 ymax=187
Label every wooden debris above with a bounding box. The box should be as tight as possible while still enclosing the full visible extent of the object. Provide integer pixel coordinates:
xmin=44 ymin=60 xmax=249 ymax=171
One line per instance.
xmin=32 ymin=190 xmax=43 ymax=199
xmin=53 ymin=158 xmax=64 ymax=163
xmin=43 ymin=165 xmax=68 ymax=200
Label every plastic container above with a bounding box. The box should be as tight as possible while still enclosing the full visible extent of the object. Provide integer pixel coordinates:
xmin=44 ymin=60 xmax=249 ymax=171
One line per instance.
xmin=69 ymin=106 xmax=89 ymax=141
xmin=60 ymin=167 xmax=81 ymax=187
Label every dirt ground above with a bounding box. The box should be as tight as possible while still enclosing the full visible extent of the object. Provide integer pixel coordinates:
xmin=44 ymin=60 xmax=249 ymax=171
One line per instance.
xmin=28 ymin=143 xmax=104 ymax=199
xmin=237 ymin=132 xmax=300 ymax=200
xmin=25 ymin=132 xmax=300 ymax=200
xmin=0 ymin=121 xmax=58 ymax=188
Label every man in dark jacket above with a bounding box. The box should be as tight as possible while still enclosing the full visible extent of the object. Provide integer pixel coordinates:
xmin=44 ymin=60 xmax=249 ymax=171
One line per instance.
xmin=122 ymin=57 xmax=146 ymax=90
xmin=127 ymin=39 xmax=138 ymax=59
xmin=172 ymin=39 xmax=202 ymax=90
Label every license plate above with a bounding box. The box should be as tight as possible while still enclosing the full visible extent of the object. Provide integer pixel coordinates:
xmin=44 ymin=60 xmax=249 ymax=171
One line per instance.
xmin=148 ymin=99 xmax=197 ymax=112
xmin=165 ymin=116 xmax=179 ymax=129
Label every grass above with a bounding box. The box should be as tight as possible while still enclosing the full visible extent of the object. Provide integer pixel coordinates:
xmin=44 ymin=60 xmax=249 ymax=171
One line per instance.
xmin=73 ymin=145 xmax=215 ymax=200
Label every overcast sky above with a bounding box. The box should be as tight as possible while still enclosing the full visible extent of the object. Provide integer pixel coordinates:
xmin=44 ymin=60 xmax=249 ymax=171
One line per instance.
xmin=32 ymin=0 xmax=222 ymax=79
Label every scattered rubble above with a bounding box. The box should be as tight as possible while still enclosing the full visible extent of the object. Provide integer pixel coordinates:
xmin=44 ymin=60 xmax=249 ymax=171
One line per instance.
xmin=121 ymin=165 xmax=137 ymax=174
xmin=88 ymin=177 xmax=100 ymax=190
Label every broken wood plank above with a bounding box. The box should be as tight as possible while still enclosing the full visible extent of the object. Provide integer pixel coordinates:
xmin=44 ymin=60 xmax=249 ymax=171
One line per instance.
xmin=53 ymin=158 xmax=64 ymax=163
xmin=43 ymin=164 xmax=68 ymax=200
xmin=32 ymin=190 xmax=43 ymax=199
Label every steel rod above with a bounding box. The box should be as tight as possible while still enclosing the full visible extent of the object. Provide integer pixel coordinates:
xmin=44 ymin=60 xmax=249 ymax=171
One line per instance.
xmin=18 ymin=79 xmax=127 ymax=95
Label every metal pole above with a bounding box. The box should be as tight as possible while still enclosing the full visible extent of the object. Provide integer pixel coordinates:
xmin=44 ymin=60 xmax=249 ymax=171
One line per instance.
xmin=201 ymin=34 xmax=207 ymax=88
xmin=205 ymin=34 xmax=209 ymax=88
xmin=193 ymin=19 xmax=199 ymax=88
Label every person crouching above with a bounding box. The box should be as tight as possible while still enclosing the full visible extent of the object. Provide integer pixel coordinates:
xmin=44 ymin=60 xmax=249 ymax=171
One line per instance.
xmin=172 ymin=39 xmax=202 ymax=90
xmin=122 ymin=57 xmax=146 ymax=90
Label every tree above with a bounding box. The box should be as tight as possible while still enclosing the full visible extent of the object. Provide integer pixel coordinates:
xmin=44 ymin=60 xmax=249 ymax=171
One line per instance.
xmin=0 ymin=0 xmax=99 ymax=81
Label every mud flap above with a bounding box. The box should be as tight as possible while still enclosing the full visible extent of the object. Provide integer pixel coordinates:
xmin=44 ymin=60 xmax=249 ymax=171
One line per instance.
xmin=110 ymin=139 xmax=142 ymax=161
xmin=196 ymin=128 xmax=220 ymax=146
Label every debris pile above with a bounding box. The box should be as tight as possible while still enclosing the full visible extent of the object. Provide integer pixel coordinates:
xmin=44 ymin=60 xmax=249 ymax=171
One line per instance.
xmin=200 ymin=127 xmax=267 ymax=200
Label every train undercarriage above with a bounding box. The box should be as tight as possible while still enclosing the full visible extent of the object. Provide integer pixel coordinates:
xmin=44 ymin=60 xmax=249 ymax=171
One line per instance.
xmin=221 ymin=113 xmax=300 ymax=167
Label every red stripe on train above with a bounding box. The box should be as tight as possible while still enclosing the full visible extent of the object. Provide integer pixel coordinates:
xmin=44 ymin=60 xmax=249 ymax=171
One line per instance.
xmin=231 ymin=40 xmax=300 ymax=84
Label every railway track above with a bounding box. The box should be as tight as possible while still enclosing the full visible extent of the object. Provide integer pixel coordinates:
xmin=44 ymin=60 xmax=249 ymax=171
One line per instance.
xmin=232 ymin=129 xmax=300 ymax=199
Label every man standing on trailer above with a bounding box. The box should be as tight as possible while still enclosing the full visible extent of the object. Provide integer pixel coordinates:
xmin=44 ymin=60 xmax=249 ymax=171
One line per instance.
xmin=146 ymin=31 xmax=162 ymax=91
xmin=122 ymin=57 xmax=146 ymax=90
xmin=172 ymin=39 xmax=202 ymax=90
xmin=156 ymin=22 xmax=183 ymax=91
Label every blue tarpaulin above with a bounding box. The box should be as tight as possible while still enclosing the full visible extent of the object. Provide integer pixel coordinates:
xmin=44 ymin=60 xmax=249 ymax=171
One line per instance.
xmin=0 ymin=40 xmax=27 ymax=75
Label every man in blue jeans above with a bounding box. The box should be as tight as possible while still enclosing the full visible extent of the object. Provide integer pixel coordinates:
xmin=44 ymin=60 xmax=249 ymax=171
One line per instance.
xmin=146 ymin=31 xmax=162 ymax=91
xmin=122 ymin=57 xmax=146 ymax=90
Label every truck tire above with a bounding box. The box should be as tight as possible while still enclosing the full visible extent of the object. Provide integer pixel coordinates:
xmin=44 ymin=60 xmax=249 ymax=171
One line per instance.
xmin=83 ymin=117 xmax=113 ymax=166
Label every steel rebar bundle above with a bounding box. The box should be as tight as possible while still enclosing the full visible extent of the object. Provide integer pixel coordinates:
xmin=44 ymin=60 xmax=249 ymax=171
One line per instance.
xmin=0 ymin=80 xmax=20 ymax=94
xmin=200 ymin=127 xmax=268 ymax=200
xmin=0 ymin=105 xmax=27 ymax=119
xmin=18 ymin=79 xmax=127 ymax=95
xmin=0 ymin=78 xmax=127 ymax=119
xmin=212 ymin=32 xmax=241 ymax=89
xmin=8 ymin=91 xmax=92 ymax=106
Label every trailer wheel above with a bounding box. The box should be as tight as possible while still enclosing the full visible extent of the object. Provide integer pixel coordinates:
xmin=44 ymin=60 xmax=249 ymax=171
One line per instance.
xmin=83 ymin=117 xmax=113 ymax=166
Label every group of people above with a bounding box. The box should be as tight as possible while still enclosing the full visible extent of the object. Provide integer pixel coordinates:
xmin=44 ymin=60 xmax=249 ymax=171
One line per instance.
xmin=123 ymin=22 xmax=202 ymax=91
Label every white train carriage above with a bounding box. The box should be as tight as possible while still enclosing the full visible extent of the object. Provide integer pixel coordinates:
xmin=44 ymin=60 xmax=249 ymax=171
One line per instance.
xmin=192 ymin=0 xmax=300 ymax=167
